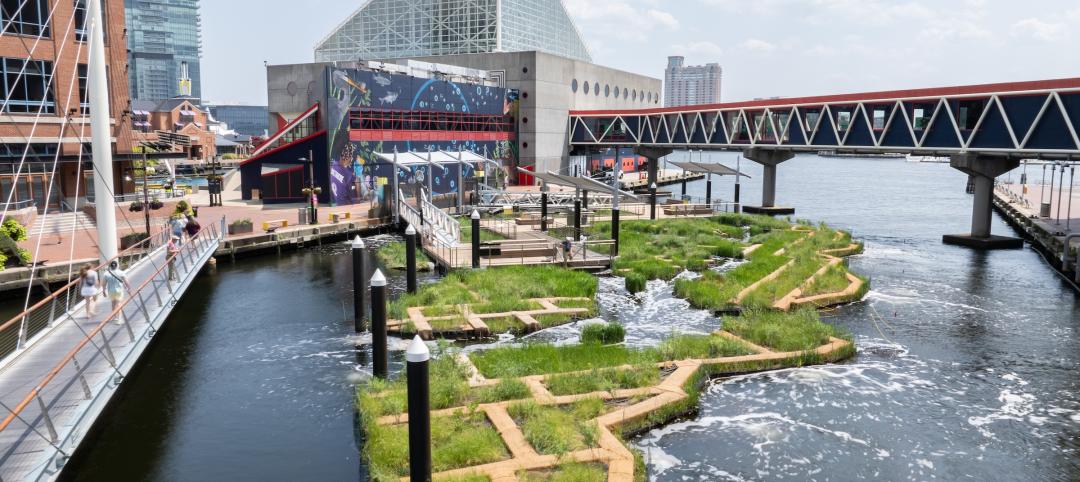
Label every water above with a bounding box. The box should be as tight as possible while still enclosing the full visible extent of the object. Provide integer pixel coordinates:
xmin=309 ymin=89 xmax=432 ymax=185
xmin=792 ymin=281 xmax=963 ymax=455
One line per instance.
xmin=50 ymin=155 xmax=1080 ymax=480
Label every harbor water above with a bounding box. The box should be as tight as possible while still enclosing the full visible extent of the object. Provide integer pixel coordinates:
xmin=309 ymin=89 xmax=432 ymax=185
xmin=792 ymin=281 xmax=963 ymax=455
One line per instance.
xmin=54 ymin=155 xmax=1079 ymax=481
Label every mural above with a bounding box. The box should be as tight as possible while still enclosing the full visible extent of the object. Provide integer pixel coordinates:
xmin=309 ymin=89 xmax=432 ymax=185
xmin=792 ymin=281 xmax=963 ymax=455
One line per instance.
xmin=325 ymin=66 xmax=519 ymax=206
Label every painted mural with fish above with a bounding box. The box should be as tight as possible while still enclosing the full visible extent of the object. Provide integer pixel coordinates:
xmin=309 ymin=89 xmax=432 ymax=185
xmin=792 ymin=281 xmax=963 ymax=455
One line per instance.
xmin=324 ymin=67 xmax=519 ymax=206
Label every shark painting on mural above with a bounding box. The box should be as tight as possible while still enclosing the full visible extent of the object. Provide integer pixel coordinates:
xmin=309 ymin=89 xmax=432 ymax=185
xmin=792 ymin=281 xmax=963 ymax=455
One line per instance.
xmin=379 ymin=91 xmax=400 ymax=105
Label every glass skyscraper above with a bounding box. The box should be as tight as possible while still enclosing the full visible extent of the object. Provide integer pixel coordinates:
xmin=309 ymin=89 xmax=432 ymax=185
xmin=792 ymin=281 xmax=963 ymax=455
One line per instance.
xmin=314 ymin=0 xmax=591 ymax=63
xmin=125 ymin=0 xmax=202 ymax=102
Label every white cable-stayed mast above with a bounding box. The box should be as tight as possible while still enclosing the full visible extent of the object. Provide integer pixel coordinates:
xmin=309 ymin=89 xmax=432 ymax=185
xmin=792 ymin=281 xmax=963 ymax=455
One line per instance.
xmin=86 ymin=0 xmax=116 ymax=261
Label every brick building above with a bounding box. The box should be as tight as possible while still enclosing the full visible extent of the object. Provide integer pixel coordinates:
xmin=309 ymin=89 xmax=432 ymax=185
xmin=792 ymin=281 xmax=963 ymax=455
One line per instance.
xmin=0 ymin=0 xmax=134 ymax=212
xmin=132 ymin=96 xmax=216 ymax=162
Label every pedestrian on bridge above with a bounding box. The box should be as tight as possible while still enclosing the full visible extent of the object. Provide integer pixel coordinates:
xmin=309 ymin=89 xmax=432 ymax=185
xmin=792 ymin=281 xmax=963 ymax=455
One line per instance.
xmin=170 ymin=215 xmax=187 ymax=246
xmin=78 ymin=263 xmax=99 ymax=318
xmin=103 ymin=260 xmax=131 ymax=325
xmin=184 ymin=214 xmax=201 ymax=239
xmin=167 ymin=235 xmax=181 ymax=282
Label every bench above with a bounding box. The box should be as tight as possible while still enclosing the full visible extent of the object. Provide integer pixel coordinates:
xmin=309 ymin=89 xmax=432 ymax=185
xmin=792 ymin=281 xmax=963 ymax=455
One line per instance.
xmin=328 ymin=212 xmax=352 ymax=223
xmin=262 ymin=219 xmax=288 ymax=232
xmin=663 ymin=204 xmax=713 ymax=216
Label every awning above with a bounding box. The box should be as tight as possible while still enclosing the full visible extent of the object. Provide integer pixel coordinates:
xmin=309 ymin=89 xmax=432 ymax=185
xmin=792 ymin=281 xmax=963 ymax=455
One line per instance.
xmin=372 ymin=150 xmax=495 ymax=171
xmin=522 ymin=169 xmax=641 ymax=201
xmin=669 ymin=160 xmax=751 ymax=178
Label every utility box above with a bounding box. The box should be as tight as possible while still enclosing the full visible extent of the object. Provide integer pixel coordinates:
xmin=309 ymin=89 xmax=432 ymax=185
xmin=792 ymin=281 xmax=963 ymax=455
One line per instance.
xmin=298 ymin=208 xmax=309 ymax=225
xmin=1040 ymin=203 xmax=1052 ymax=217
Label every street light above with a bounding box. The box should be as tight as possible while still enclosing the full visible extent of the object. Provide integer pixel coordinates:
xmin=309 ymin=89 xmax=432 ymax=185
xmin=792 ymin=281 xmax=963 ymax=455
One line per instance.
xmin=300 ymin=154 xmax=321 ymax=225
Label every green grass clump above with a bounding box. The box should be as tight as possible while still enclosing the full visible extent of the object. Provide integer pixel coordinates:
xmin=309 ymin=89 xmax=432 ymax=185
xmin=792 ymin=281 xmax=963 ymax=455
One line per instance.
xmin=802 ymin=262 xmax=852 ymax=297
xmin=389 ymin=266 xmax=597 ymax=323
xmin=624 ymin=272 xmax=647 ymax=294
xmin=654 ymin=333 xmax=755 ymax=360
xmin=474 ymin=378 xmax=532 ymax=403
xmin=544 ymin=365 xmax=658 ymax=396
xmin=364 ymin=409 xmax=509 ymax=479
xmin=441 ymin=475 xmax=492 ymax=482
xmin=509 ymin=399 xmax=604 ymax=455
xmin=470 ymin=343 xmax=651 ymax=378
xmin=722 ymin=308 xmax=848 ymax=352
xmin=519 ymin=463 xmax=607 ymax=482
xmin=580 ymin=322 xmax=625 ymax=345
xmin=377 ymin=240 xmax=434 ymax=271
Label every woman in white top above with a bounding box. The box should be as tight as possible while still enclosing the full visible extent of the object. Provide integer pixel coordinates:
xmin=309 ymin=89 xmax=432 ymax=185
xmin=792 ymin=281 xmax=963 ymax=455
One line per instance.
xmin=78 ymin=263 xmax=99 ymax=318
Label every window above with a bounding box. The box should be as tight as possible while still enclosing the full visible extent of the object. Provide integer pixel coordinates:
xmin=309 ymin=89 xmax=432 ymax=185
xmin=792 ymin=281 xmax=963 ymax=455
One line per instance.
xmin=1 ymin=0 xmax=50 ymax=37
xmin=571 ymin=79 xmax=578 ymax=93
xmin=583 ymin=82 xmax=589 ymax=95
xmin=613 ymin=86 xmax=620 ymax=98
xmin=604 ymin=85 xmax=610 ymax=97
xmin=77 ymin=64 xmax=88 ymax=114
xmin=74 ymin=0 xmax=86 ymax=41
xmin=1 ymin=58 xmax=56 ymax=114
xmin=872 ymin=109 xmax=886 ymax=129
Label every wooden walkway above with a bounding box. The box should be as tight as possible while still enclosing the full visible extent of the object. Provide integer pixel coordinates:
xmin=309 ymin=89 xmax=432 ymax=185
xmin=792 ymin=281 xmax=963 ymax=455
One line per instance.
xmin=0 ymin=219 xmax=224 ymax=481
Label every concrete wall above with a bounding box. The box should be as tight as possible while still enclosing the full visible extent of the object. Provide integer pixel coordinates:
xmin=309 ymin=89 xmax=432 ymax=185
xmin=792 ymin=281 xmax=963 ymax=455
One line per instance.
xmin=267 ymin=62 xmax=339 ymax=128
xmin=384 ymin=51 xmax=661 ymax=178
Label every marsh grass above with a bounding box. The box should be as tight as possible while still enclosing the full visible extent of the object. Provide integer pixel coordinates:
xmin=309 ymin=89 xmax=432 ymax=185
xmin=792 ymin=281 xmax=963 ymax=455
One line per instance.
xmin=653 ymin=333 xmax=755 ymax=360
xmin=377 ymin=241 xmax=434 ymax=271
xmin=580 ymin=322 xmax=625 ymax=345
xmin=803 ymin=262 xmax=853 ymax=297
xmin=519 ymin=463 xmax=608 ymax=482
xmin=364 ymin=409 xmax=509 ymax=480
xmin=509 ymin=398 xmax=605 ymax=455
xmin=544 ymin=365 xmax=658 ymax=396
xmin=722 ymin=308 xmax=849 ymax=352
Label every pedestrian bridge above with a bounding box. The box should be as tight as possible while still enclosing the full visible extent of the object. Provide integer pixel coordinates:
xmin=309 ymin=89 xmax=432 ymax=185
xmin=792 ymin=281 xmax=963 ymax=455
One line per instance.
xmin=0 ymin=218 xmax=224 ymax=481
xmin=568 ymin=78 xmax=1080 ymax=248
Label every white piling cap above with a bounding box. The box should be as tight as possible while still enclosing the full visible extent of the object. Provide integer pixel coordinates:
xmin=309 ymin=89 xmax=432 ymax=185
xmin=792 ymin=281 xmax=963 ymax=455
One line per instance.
xmin=352 ymin=235 xmax=365 ymax=249
xmin=370 ymin=269 xmax=387 ymax=287
xmin=471 ymin=209 xmax=481 ymax=220
xmin=406 ymin=335 xmax=430 ymax=363
xmin=405 ymin=224 xmax=416 ymax=235
xmin=650 ymin=182 xmax=658 ymax=189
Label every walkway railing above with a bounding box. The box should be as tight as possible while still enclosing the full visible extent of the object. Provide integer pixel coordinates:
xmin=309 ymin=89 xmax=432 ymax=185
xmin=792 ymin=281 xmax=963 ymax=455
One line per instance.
xmin=0 ymin=227 xmax=173 ymax=365
xmin=0 ymin=216 xmax=225 ymax=481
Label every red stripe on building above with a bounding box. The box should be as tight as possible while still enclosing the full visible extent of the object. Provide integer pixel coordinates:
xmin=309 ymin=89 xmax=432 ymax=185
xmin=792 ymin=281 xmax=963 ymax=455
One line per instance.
xmin=349 ymin=130 xmax=514 ymax=142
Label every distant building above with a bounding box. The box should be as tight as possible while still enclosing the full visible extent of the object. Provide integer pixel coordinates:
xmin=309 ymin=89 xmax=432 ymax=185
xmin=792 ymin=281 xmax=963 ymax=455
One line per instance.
xmin=125 ymin=0 xmax=203 ymax=102
xmin=132 ymin=97 xmax=216 ymax=162
xmin=314 ymin=0 xmax=591 ymax=63
xmin=664 ymin=56 xmax=722 ymax=108
xmin=206 ymin=105 xmax=269 ymax=137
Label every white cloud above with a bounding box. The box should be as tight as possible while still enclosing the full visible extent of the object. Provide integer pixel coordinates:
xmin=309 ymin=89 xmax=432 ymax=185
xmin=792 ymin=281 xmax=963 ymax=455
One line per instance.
xmin=672 ymin=41 xmax=724 ymax=57
xmin=646 ymin=9 xmax=679 ymax=28
xmin=740 ymin=38 xmax=776 ymax=52
xmin=1011 ymin=18 xmax=1065 ymax=41
xmin=563 ymin=0 xmax=678 ymax=43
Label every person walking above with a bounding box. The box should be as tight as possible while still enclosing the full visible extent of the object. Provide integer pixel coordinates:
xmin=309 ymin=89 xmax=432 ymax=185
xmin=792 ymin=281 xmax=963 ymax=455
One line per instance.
xmin=102 ymin=260 xmax=131 ymax=324
xmin=167 ymin=235 xmax=181 ymax=281
xmin=184 ymin=214 xmax=201 ymax=239
xmin=170 ymin=215 xmax=187 ymax=246
xmin=78 ymin=263 xmax=99 ymax=318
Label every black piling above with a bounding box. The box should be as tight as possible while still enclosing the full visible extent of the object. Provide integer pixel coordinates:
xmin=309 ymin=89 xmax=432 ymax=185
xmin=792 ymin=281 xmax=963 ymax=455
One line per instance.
xmin=406 ymin=335 xmax=432 ymax=482
xmin=650 ymin=182 xmax=657 ymax=220
xmin=611 ymin=208 xmax=620 ymax=256
xmin=370 ymin=269 xmax=388 ymax=379
xmin=352 ymin=236 xmax=366 ymax=332
xmin=471 ymin=210 xmax=481 ymax=269
xmin=574 ymin=200 xmax=582 ymax=241
xmin=405 ymin=224 xmax=418 ymax=294
xmin=540 ymin=192 xmax=548 ymax=232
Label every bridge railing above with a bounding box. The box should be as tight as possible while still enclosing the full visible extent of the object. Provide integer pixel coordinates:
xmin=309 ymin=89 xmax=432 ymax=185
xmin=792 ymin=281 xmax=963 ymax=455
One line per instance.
xmin=0 ymin=217 xmax=224 ymax=476
xmin=0 ymin=226 xmax=175 ymax=365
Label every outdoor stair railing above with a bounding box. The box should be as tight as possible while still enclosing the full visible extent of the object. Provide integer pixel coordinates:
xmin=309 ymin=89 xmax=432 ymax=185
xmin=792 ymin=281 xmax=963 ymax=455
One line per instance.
xmin=397 ymin=190 xmax=460 ymax=248
xmin=0 ymin=216 xmax=225 ymax=481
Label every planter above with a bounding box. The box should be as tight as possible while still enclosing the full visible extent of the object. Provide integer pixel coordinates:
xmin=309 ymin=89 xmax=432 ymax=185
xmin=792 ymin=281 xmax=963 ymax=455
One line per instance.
xmin=228 ymin=224 xmax=253 ymax=235
xmin=129 ymin=204 xmax=145 ymax=212
xmin=149 ymin=201 xmax=164 ymax=210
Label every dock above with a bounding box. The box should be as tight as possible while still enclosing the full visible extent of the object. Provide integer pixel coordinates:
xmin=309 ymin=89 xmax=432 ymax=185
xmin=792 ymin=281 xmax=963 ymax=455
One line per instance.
xmin=994 ymin=182 xmax=1079 ymax=285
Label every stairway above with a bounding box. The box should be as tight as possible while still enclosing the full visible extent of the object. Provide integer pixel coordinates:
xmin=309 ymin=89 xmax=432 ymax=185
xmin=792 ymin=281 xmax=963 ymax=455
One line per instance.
xmin=31 ymin=211 xmax=95 ymax=236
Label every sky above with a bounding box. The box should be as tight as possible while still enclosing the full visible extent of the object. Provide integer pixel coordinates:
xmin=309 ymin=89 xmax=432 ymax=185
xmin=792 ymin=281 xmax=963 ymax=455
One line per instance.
xmin=201 ymin=0 xmax=1080 ymax=106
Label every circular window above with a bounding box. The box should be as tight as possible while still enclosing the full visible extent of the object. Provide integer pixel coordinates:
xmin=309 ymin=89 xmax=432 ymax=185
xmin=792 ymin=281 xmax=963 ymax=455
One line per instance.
xmin=286 ymin=81 xmax=298 ymax=96
xmin=522 ymin=142 xmax=529 ymax=149
xmin=632 ymin=90 xmax=637 ymax=101
xmin=583 ymin=82 xmax=590 ymax=94
xmin=522 ymin=117 xmax=529 ymax=124
xmin=571 ymin=79 xmax=578 ymax=93
xmin=522 ymin=91 xmax=529 ymax=99
xmin=623 ymin=88 xmax=629 ymax=99
xmin=655 ymin=93 xmax=660 ymax=104
xmin=639 ymin=91 xmax=645 ymax=102
xmin=614 ymin=86 xmax=620 ymax=99
xmin=595 ymin=85 xmax=600 ymax=96
xmin=522 ymin=67 xmax=529 ymax=74
xmin=604 ymin=85 xmax=610 ymax=97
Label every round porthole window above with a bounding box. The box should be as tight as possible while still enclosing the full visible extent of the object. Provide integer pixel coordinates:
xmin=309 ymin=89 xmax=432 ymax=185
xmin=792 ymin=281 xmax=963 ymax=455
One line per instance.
xmin=623 ymin=88 xmax=628 ymax=99
xmin=522 ymin=117 xmax=529 ymax=124
xmin=604 ymin=85 xmax=610 ymax=97
xmin=522 ymin=142 xmax=529 ymax=149
xmin=584 ymin=82 xmax=590 ymax=95
xmin=632 ymin=90 xmax=637 ymax=101
xmin=522 ymin=67 xmax=529 ymax=74
xmin=571 ymin=79 xmax=578 ymax=93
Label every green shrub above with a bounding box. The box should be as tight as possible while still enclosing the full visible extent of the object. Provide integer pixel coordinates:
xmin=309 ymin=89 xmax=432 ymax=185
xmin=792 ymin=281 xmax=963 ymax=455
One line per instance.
xmin=580 ymin=322 xmax=625 ymax=345
xmin=0 ymin=219 xmax=27 ymax=242
xmin=230 ymin=218 xmax=253 ymax=228
xmin=624 ymin=273 xmax=646 ymax=294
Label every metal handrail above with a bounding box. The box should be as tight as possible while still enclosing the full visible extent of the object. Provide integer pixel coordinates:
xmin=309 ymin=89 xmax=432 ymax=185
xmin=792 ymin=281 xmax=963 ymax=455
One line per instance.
xmin=0 ymin=216 xmax=224 ymax=437
xmin=0 ymin=226 xmax=173 ymax=360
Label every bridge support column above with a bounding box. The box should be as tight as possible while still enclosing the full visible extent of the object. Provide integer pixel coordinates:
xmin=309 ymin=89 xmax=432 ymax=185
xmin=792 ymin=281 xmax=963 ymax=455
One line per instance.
xmin=634 ymin=147 xmax=673 ymax=188
xmin=943 ymin=154 xmax=1023 ymax=249
xmin=742 ymin=148 xmax=795 ymax=215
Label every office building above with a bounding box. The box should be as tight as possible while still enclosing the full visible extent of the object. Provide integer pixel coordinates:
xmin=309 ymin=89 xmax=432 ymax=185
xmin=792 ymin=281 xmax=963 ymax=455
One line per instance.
xmin=206 ymin=105 xmax=269 ymax=137
xmin=125 ymin=0 xmax=203 ymax=102
xmin=0 ymin=0 xmax=133 ymax=212
xmin=664 ymin=56 xmax=722 ymax=107
xmin=314 ymin=0 xmax=591 ymax=63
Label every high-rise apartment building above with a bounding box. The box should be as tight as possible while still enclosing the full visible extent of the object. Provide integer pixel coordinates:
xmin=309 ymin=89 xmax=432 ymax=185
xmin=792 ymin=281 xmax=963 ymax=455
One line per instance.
xmin=125 ymin=0 xmax=202 ymax=102
xmin=663 ymin=56 xmax=722 ymax=107
xmin=314 ymin=0 xmax=591 ymax=63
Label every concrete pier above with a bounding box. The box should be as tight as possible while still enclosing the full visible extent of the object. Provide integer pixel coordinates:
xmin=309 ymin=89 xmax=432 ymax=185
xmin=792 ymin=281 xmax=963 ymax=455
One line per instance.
xmin=943 ymin=154 xmax=1022 ymax=249
xmin=994 ymin=178 xmax=1080 ymax=284
xmin=742 ymin=148 xmax=795 ymax=215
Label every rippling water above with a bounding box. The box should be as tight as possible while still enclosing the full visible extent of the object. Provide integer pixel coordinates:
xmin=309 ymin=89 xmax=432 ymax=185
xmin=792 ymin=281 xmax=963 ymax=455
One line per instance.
xmin=55 ymin=155 xmax=1079 ymax=481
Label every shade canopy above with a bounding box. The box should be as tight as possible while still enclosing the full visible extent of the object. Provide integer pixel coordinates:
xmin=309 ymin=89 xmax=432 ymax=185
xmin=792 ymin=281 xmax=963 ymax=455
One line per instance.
xmin=669 ymin=160 xmax=750 ymax=178
xmin=520 ymin=168 xmax=641 ymax=201
xmin=372 ymin=150 xmax=499 ymax=172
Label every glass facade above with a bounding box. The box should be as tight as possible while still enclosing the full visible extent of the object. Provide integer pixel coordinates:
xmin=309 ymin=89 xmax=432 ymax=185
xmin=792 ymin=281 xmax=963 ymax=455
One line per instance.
xmin=314 ymin=0 xmax=591 ymax=63
xmin=125 ymin=0 xmax=202 ymax=102
xmin=206 ymin=105 xmax=269 ymax=137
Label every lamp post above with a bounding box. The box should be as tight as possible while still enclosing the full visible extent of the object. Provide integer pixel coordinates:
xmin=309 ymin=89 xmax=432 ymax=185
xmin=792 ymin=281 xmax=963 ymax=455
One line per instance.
xmin=300 ymin=153 xmax=321 ymax=225
xmin=132 ymin=147 xmax=154 ymax=236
